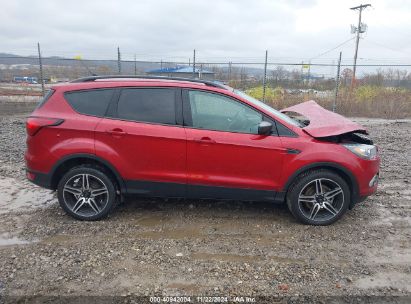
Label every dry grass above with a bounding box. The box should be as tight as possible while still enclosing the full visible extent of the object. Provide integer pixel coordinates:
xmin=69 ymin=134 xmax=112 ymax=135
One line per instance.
xmin=258 ymin=86 xmax=411 ymax=119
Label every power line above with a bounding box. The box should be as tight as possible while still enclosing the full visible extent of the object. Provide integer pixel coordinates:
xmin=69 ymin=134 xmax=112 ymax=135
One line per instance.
xmin=310 ymin=37 xmax=355 ymax=60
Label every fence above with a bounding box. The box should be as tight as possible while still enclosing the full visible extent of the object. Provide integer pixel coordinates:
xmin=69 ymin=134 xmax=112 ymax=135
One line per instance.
xmin=1 ymin=46 xmax=411 ymax=118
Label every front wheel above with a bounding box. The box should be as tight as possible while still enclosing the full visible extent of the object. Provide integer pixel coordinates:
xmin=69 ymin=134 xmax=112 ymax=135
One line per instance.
xmin=287 ymin=170 xmax=350 ymax=225
xmin=57 ymin=166 xmax=117 ymax=220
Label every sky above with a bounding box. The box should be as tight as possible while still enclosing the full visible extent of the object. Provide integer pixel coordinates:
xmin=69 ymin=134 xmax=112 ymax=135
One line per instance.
xmin=0 ymin=0 xmax=410 ymax=71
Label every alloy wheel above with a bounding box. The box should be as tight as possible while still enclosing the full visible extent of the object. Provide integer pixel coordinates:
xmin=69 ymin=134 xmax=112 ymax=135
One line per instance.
xmin=297 ymin=178 xmax=344 ymax=222
xmin=62 ymin=174 xmax=109 ymax=217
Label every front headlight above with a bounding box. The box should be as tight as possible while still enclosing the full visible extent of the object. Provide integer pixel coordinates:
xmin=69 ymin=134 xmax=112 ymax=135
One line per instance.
xmin=343 ymin=143 xmax=377 ymax=160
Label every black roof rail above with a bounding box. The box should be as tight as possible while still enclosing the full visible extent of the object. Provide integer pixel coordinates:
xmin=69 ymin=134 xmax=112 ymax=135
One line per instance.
xmin=70 ymin=75 xmax=227 ymax=89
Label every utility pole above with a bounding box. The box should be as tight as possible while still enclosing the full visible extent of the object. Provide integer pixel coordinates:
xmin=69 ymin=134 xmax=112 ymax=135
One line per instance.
xmin=117 ymin=47 xmax=121 ymax=75
xmin=350 ymin=3 xmax=371 ymax=89
xmin=37 ymin=42 xmax=45 ymax=97
xmin=262 ymin=50 xmax=268 ymax=102
xmin=192 ymin=49 xmax=196 ymax=78
xmin=333 ymin=52 xmax=342 ymax=113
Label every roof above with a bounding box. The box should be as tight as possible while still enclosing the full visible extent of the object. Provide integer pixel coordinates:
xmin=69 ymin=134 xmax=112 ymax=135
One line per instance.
xmin=147 ymin=66 xmax=214 ymax=74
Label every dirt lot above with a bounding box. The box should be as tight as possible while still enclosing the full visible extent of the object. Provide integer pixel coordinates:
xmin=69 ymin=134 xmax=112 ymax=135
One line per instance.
xmin=0 ymin=100 xmax=410 ymax=303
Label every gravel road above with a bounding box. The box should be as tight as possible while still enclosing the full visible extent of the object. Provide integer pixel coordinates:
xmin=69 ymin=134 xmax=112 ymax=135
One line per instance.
xmin=0 ymin=102 xmax=410 ymax=303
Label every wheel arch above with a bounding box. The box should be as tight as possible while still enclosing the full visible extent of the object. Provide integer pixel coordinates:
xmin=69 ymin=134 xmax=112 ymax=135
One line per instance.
xmin=283 ymin=162 xmax=359 ymax=208
xmin=50 ymin=153 xmax=126 ymax=194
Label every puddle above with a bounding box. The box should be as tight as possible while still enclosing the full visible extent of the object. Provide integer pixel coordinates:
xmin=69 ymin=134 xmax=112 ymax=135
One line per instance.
xmin=134 ymin=214 xmax=165 ymax=227
xmin=356 ymin=271 xmax=411 ymax=292
xmin=191 ymin=252 xmax=299 ymax=263
xmin=165 ymin=282 xmax=200 ymax=293
xmin=138 ymin=228 xmax=203 ymax=239
xmin=192 ymin=252 xmax=260 ymax=262
xmin=0 ymin=233 xmax=35 ymax=247
xmin=0 ymin=176 xmax=55 ymax=214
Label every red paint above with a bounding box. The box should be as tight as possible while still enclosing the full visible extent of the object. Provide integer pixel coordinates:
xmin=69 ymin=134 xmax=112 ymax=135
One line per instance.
xmin=25 ymin=79 xmax=379 ymax=204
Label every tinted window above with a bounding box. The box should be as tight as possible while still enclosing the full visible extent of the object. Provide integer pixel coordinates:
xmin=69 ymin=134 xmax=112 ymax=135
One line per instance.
xmin=65 ymin=89 xmax=114 ymax=116
xmin=117 ymin=88 xmax=176 ymax=125
xmin=188 ymin=90 xmax=263 ymax=134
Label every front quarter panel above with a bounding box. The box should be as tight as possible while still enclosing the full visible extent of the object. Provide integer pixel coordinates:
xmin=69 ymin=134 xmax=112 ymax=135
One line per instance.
xmin=279 ymin=136 xmax=380 ymax=198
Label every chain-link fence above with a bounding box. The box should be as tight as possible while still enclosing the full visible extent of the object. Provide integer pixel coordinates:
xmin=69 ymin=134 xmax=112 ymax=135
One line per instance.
xmin=1 ymin=48 xmax=411 ymax=118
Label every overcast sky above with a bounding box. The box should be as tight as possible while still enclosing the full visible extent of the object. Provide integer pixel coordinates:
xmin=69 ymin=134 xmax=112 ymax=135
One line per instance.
xmin=1 ymin=0 xmax=410 ymax=67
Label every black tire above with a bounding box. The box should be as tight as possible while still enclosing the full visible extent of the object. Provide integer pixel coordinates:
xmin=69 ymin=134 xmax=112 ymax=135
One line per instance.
xmin=286 ymin=169 xmax=350 ymax=225
xmin=57 ymin=165 xmax=117 ymax=221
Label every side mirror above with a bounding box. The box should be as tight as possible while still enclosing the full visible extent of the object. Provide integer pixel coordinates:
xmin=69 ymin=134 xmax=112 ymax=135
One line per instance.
xmin=258 ymin=121 xmax=273 ymax=135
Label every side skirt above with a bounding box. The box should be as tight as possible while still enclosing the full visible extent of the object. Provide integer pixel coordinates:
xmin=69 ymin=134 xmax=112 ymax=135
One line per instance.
xmin=125 ymin=180 xmax=285 ymax=203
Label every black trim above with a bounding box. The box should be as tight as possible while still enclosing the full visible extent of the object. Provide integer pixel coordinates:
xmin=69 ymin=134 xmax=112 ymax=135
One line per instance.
xmin=27 ymin=169 xmax=53 ymax=189
xmin=187 ymin=183 xmax=278 ymax=202
xmin=286 ymin=148 xmax=301 ymax=154
xmin=175 ymin=88 xmax=184 ymax=126
xmin=125 ymin=180 xmax=186 ymax=197
xmin=48 ymin=153 xmax=127 ymax=193
xmin=283 ymin=162 xmax=360 ymax=206
xmin=125 ymin=179 xmax=283 ymax=203
xmin=182 ymin=89 xmax=193 ymax=126
xmin=105 ymin=88 xmax=121 ymax=118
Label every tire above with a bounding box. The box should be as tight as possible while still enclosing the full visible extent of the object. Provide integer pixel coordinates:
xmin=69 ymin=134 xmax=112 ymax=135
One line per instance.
xmin=286 ymin=169 xmax=350 ymax=225
xmin=57 ymin=165 xmax=117 ymax=221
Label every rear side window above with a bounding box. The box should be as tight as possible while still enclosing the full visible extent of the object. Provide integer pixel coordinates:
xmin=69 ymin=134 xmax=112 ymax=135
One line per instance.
xmin=117 ymin=88 xmax=176 ymax=125
xmin=65 ymin=89 xmax=114 ymax=116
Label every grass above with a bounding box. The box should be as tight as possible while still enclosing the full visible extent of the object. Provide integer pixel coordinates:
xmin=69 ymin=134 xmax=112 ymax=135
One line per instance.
xmin=245 ymin=85 xmax=411 ymax=119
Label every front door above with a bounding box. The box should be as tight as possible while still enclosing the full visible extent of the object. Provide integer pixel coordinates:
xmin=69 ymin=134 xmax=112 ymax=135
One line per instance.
xmin=183 ymin=89 xmax=285 ymax=201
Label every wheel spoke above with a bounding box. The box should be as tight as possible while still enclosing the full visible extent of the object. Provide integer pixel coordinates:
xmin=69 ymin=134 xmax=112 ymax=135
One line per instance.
xmin=298 ymin=194 xmax=316 ymax=203
xmin=91 ymin=187 xmax=108 ymax=198
xmin=88 ymin=198 xmax=100 ymax=214
xmin=64 ymin=185 xmax=82 ymax=197
xmin=324 ymin=187 xmax=343 ymax=200
xmin=72 ymin=197 xmax=85 ymax=213
xmin=82 ymin=174 xmax=90 ymax=191
xmin=309 ymin=203 xmax=321 ymax=220
xmin=323 ymin=201 xmax=338 ymax=215
xmin=315 ymin=179 xmax=323 ymax=194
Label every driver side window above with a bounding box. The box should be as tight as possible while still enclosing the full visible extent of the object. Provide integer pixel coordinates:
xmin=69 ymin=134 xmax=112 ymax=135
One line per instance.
xmin=188 ymin=90 xmax=263 ymax=134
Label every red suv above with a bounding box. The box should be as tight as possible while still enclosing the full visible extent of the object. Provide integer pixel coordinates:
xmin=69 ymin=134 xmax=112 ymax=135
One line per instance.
xmin=25 ymin=76 xmax=380 ymax=225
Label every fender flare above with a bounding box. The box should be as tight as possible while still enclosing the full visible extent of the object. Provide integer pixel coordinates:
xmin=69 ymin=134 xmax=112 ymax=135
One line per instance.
xmin=282 ymin=162 xmax=360 ymax=207
xmin=50 ymin=153 xmax=127 ymax=193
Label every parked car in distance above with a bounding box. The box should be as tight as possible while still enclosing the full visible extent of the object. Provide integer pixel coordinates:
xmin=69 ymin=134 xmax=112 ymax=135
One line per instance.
xmin=25 ymin=76 xmax=380 ymax=225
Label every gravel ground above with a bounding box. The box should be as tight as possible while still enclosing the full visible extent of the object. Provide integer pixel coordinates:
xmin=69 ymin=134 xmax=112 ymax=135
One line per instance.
xmin=0 ymin=103 xmax=410 ymax=303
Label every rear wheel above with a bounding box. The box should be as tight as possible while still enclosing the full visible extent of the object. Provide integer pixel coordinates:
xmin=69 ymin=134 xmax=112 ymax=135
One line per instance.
xmin=57 ymin=166 xmax=117 ymax=220
xmin=287 ymin=170 xmax=350 ymax=225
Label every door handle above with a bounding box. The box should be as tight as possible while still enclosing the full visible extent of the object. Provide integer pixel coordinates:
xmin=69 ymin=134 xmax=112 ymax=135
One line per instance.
xmin=193 ymin=137 xmax=216 ymax=144
xmin=106 ymin=128 xmax=127 ymax=136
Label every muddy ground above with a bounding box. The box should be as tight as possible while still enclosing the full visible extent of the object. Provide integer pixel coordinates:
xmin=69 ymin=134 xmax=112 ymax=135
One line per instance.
xmin=0 ymin=101 xmax=410 ymax=303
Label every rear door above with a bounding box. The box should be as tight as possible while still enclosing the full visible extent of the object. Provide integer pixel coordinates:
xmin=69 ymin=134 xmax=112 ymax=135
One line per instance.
xmin=183 ymin=89 xmax=285 ymax=201
xmin=95 ymin=87 xmax=187 ymax=197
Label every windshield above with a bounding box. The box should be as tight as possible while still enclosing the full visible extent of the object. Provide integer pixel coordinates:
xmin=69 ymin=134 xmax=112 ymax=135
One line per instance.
xmin=233 ymin=89 xmax=302 ymax=127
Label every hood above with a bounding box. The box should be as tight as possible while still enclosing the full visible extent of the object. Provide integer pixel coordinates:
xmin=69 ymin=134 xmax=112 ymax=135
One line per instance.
xmin=281 ymin=100 xmax=367 ymax=138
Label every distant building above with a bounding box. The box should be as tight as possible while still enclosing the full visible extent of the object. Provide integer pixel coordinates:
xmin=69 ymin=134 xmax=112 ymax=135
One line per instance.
xmin=13 ymin=76 xmax=38 ymax=84
xmin=147 ymin=66 xmax=215 ymax=80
